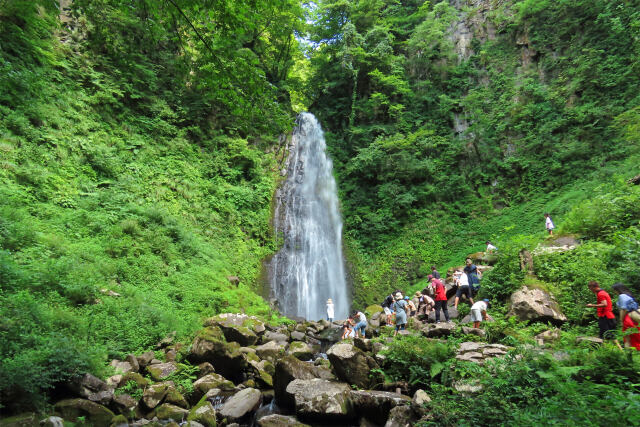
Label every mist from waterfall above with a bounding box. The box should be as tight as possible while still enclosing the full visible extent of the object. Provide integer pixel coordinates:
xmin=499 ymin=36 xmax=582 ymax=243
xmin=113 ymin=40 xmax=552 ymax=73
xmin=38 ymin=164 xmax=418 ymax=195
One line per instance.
xmin=269 ymin=113 xmax=349 ymax=321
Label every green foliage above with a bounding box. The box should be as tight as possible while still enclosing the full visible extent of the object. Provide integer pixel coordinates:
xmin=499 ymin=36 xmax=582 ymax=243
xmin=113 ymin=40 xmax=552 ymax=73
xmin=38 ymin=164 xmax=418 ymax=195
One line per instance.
xmin=380 ymin=334 xmax=455 ymax=388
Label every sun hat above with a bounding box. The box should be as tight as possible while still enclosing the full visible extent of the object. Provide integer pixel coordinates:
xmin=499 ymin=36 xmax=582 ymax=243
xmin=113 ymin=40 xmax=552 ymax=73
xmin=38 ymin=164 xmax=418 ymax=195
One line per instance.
xmin=415 ymin=291 xmax=421 ymax=297
xmin=394 ymin=292 xmax=403 ymax=301
xmin=327 ymin=298 xmax=333 ymax=303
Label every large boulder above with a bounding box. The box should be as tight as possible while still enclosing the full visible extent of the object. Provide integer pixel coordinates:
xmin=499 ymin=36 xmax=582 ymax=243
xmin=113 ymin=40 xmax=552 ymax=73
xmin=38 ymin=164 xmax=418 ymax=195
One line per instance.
xmin=287 ymin=341 xmax=314 ymax=361
xmin=54 ymin=399 xmax=114 ymax=426
xmin=274 ymin=355 xmax=335 ymax=408
xmin=508 ymin=286 xmax=567 ymax=324
xmin=256 ymin=340 xmax=288 ymax=362
xmin=193 ymin=373 xmax=236 ymax=399
xmin=155 ymin=403 xmax=189 ymax=422
xmin=384 ymin=405 xmax=419 ymax=427
xmin=349 ymin=390 xmax=410 ymax=422
xmin=421 ymin=322 xmax=456 ymax=338
xmin=112 ymin=394 xmax=137 ymax=415
xmin=147 ymin=362 xmax=178 ymax=381
xmin=142 ymin=383 xmax=170 ymax=410
xmin=285 ymin=379 xmax=354 ymax=422
xmin=66 ymin=373 xmax=110 ymax=400
xmin=203 ymin=313 xmax=265 ymax=346
xmin=187 ymin=400 xmax=217 ymax=427
xmin=188 ymin=327 xmax=248 ymax=380
xmin=219 ymin=388 xmax=262 ymax=423
xmin=257 ymin=414 xmax=310 ymax=427
xmin=326 ymin=343 xmax=381 ymax=389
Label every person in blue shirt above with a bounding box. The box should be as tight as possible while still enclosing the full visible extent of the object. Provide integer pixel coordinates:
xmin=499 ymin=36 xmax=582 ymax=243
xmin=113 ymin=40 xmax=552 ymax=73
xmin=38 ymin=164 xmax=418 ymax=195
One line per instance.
xmin=612 ymin=282 xmax=640 ymax=324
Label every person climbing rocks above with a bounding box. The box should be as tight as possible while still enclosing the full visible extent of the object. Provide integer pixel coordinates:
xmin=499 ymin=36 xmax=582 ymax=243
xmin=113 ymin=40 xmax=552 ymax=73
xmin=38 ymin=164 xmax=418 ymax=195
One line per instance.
xmin=431 ymin=275 xmax=450 ymax=323
xmin=405 ymin=296 xmax=417 ymax=317
xmin=431 ymin=265 xmax=441 ymax=279
xmin=381 ymin=292 xmax=395 ymax=325
xmin=586 ymin=281 xmax=617 ymax=339
xmin=464 ymin=258 xmax=482 ymax=297
xmin=326 ymin=298 xmax=334 ymax=323
xmin=415 ymin=291 xmax=434 ymax=318
xmin=341 ymin=316 xmax=355 ymax=340
xmin=612 ymin=283 xmax=640 ymax=324
xmin=454 ymin=269 xmax=474 ymax=310
xmin=486 ymin=241 xmax=497 ymax=253
xmin=470 ymin=299 xmax=490 ymax=329
xmin=544 ymin=213 xmax=555 ymax=236
xmin=393 ymin=292 xmax=408 ymax=336
xmin=354 ymin=310 xmax=367 ymax=338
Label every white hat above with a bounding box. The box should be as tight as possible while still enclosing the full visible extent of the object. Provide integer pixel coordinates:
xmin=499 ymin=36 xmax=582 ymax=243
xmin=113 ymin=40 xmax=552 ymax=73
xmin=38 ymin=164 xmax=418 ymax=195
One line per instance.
xmin=327 ymin=298 xmax=333 ymax=303
xmin=394 ymin=292 xmax=403 ymax=301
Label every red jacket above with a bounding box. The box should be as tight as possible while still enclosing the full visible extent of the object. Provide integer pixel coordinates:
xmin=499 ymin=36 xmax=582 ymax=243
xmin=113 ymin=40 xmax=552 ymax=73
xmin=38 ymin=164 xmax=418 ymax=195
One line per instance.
xmin=433 ymin=279 xmax=447 ymax=301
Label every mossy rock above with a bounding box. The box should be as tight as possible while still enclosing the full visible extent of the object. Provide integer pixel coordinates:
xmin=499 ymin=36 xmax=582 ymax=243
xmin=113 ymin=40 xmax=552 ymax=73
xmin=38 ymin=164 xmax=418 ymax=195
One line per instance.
xmin=110 ymin=414 xmax=128 ymax=427
xmin=155 ymin=403 xmax=189 ymax=421
xmin=365 ymin=304 xmax=383 ymax=317
xmin=0 ymin=413 xmax=38 ymax=427
xmin=188 ymin=399 xmax=217 ymax=427
xmin=54 ymin=399 xmax=115 ymax=426
xmin=118 ymin=372 xmax=150 ymax=388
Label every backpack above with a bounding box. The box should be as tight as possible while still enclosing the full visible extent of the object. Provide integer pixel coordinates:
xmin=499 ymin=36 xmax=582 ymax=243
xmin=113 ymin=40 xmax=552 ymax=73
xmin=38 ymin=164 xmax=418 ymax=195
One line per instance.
xmin=628 ymin=297 xmax=639 ymax=312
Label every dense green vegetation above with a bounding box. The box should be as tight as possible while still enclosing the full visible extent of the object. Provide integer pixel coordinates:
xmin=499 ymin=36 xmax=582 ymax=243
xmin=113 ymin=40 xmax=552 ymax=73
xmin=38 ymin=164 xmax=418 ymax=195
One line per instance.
xmin=0 ymin=0 xmax=303 ymax=411
xmin=305 ymin=0 xmax=640 ymax=304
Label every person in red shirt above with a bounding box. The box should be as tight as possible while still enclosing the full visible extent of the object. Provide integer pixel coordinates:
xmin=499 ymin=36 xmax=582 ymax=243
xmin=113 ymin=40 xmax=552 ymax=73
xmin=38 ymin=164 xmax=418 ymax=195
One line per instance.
xmin=429 ymin=275 xmax=450 ymax=323
xmin=586 ymin=281 xmax=617 ymax=339
xmin=622 ymin=314 xmax=640 ymax=350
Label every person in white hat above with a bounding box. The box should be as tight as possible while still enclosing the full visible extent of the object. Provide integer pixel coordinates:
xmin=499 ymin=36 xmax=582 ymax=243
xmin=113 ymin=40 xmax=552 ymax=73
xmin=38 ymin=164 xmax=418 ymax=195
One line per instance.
xmin=393 ymin=292 xmax=408 ymax=336
xmin=326 ymin=298 xmax=334 ymax=322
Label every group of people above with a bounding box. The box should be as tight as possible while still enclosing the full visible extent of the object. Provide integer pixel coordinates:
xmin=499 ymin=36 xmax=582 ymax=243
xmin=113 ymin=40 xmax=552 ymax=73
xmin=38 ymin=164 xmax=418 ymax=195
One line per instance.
xmin=587 ymin=281 xmax=640 ymax=350
xmin=335 ymin=260 xmax=491 ymax=339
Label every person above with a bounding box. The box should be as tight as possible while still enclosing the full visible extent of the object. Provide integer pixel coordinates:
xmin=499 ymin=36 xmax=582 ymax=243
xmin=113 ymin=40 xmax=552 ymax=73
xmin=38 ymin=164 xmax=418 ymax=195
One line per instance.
xmin=622 ymin=312 xmax=640 ymax=350
xmin=470 ymin=299 xmax=490 ymax=328
xmin=486 ymin=241 xmax=497 ymax=253
xmin=341 ymin=316 xmax=355 ymax=340
xmin=405 ymin=296 xmax=417 ymax=317
xmin=415 ymin=291 xmax=434 ymax=318
xmin=453 ymin=269 xmax=474 ymax=310
xmin=431 ymin=266 xmax=441 ymax=279
xmin=544 ymin=213 xmax=555 ymax=236
xmin=586 ymin=281 xmax=616 ymax=339
xmin=353 ymin=310 xmax=367 ymax=338
xmin=326 ymin=298 xmax=334 ymax=322
xmin=611 ymin=283 xmax=640 ymax=324
xmin=463 ymin=258 xmax=482 ymax=297
xmin=381 ymin=292 xmax=395 ymax=325
xmin=393 ymin=292 xmax=408 ymax=336
xmin=431 ymin=275 xmax=450 ymax=323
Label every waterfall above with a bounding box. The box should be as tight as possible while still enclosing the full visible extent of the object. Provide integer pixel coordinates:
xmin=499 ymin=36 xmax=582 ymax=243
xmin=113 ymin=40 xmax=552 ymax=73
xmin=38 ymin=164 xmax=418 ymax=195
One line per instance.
xmin=269 ymin=113 xmax=349 ymax=321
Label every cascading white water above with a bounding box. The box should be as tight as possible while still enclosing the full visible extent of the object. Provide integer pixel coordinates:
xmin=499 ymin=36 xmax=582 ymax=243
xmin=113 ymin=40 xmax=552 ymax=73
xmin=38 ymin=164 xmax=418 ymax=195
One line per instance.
xmin=269 ymin=113 xmax=349 ymax=320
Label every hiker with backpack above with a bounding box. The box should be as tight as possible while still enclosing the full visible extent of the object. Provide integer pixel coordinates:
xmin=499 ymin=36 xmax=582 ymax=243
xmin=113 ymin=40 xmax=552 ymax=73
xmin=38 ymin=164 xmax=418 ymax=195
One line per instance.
xmin=393 ymin=292 xmax=408 ymax=336
xmin=612 ymin=283 xmax=640 ymax=324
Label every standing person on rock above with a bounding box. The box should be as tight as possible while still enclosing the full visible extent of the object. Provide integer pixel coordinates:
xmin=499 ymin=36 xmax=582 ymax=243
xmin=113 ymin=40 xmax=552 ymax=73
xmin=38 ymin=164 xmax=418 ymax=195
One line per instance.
xmin=326 ymin=298 xmax=334 ymax=323
xmin=464 ymin=258 xmax=482 ymax=297
xmin=393 ymin=293 xmax=408 ymax=336
xmin=431 ymin=275 xmax=450 ymax=323
xmin=431 ymin=265 xmax=441 ymax=279
xmin=381 ymin=292 xmax=395 ymax=326
xmin=453 ymin=269 xmax=474 ymax=310
xmin=544 ymin=213 xmax=555 ymax=236
xmin=353 ymin=310 xmax=367 ymax=338
xmin=586 ymin=281 xmax=617 ymax=339
xmin=470 ymin=299 xmax=490 ymax=329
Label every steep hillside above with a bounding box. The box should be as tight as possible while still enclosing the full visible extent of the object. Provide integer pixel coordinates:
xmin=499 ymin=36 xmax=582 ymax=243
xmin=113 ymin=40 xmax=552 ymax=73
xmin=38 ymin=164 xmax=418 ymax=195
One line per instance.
xmin=304 ymin=0 xmax=640 ymax=305
xmin=0 ymin=0 xmax=303 ymax=411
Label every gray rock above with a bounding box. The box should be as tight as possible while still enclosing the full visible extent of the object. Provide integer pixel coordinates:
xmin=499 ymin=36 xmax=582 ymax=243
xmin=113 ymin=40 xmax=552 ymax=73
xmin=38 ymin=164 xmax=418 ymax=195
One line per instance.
xmin=137 ymin=351 xmax=155 ymax=368
xmin=125 ymin=354 xmax=140 ymax=372
xmin=187 ymin=400 xmax=217 ymax=427
xmin=412 ymin=389 xmax=431 ymax=406
xmin=67 ymin=373 xmax=109 ymax=399
xmin=274 ymin=355 xmax=335 ymax=408
xmin=263 ymin=331 xmax=290 ymax=343
xmin=576 ymin=336 xmax=604 ymax=345
xmin=112 ymin=393 xmax=137 ymax=415
xmin=110 ymin=359 xmax=134 ymax=375
xmin=142 ymin=383 xmax=170 ymax=409
xmin=87 ymin=389 xmax=113 ymax=406
xmin=39 ymin=416 xmax=64 ymax=427
xmin=349 ymin=390 xmax=410 ymax=421
xmin=257 ymin=414 xmax=311 ymax=427
xmin=155 ymin=403 xmax=189 ymax=421
xmin=384 ymin=405 xmax=417 ymax=427
xmin=286 ymin=379 xmax=354 ymax=422
xmin=287 ymin=341 xmax=314 ymax=361
xmin=256 ymin=340 xmax=288 ymax=362
xmin=460 ymin=326 xmax=486 ymax=337
xmin=193 ymin=373 xmax=235 ymax=397
xmin=353 ymin=337 xmax=372 ymax=352
xmin=147 ymin=362 xmax=178 ymax=381
xmin=326 ymin=343 xmax=381 ymax=389
xmin=197 ymin=362 xmax=215 ymax=377
xmin=456 ymin=342 xmax=510 ymax=364
xmin=422 ymin=322 xmax=456 ymax=338
xmin=508 ymin=286 xmax=567 ymax=324
xmin=290 ymin=331 xmax=306 ymax=341
xmin=220 ymin=388 xmax=262 ymax=422
xmin=203 ymin=313 xmax=265 ymax=346
xmin=188 ymin=326 xmax=248 ymax=380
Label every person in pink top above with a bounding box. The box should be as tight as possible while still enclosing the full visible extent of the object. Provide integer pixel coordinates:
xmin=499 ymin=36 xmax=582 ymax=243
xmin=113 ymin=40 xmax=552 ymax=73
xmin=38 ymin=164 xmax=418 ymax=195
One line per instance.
xmin=586 ymin=281 xmax=616 ymax=339
xmin=429 ymin=275 xmax=449 ymax=323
